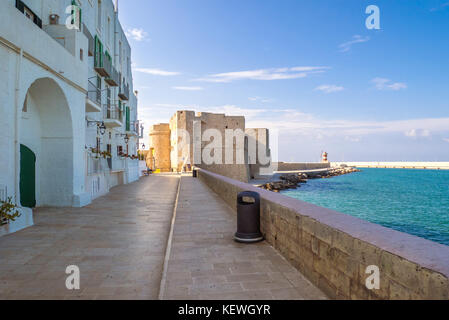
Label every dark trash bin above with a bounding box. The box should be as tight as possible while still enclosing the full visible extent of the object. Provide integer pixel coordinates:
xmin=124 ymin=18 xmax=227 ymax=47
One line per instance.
xmin=234 ymin=191 xmax=263 ymax=243
xmin=192 ymin=169 xmax=198 ymax=178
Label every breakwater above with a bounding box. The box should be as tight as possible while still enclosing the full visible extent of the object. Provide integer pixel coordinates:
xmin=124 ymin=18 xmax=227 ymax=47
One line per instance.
xmin=332 ymin=162 xmax=449 ymax=170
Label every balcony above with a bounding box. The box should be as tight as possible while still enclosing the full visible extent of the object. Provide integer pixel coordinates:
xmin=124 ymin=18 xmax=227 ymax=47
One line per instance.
xmin=127 ymin=121 xmax=140 ymax=137
xmin=85 ymin=80 xmax=101 ymax=113
xmin=103 ymin=106 xmax=123 ymax=128
xmin=118 ymin=79 xmax=129 ymax=101
xmin=105 ymin=66 xmax=119 ymax=87
xmin=94 ymin=51 xmax=112 ymax=78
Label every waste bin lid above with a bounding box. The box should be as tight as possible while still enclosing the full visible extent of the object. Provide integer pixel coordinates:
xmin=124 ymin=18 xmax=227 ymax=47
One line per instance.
xmin=237 ymin=191 xmax=260 ymax=205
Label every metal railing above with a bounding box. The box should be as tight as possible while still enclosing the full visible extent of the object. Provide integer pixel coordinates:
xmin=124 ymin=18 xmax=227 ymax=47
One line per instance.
xmin=94 ymin=51 xmax=112 ymax=78
xmin=118 ymin=76 xmax=130 ymax=100
xmin=128 ymin=121 xmax=139 ymax=135
xmin=105 ymin=66 xmax=119 ymax=86
xmin=87 ymin=80 xmax=101 ymax=105
xmin=103 ymin=106 xmax=123 ymax=122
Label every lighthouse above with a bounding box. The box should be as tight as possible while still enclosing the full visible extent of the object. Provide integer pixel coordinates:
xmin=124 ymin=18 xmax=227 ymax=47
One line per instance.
xmin=322 ymin=151 xmax=329 ymax=163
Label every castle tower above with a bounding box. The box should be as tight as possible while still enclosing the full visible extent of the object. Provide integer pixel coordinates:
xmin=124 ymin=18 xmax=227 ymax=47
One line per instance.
xmin=149 ymin=124 xmax=171 ymax=172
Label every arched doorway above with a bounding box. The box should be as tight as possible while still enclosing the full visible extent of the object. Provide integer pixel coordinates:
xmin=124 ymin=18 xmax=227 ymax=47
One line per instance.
xmin=20 ymin=77 xmax=74 ymax=207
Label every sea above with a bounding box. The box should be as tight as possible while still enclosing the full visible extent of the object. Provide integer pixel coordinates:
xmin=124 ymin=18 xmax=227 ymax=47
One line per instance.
xmin=281 ymin=168 xmax=449 ymax=246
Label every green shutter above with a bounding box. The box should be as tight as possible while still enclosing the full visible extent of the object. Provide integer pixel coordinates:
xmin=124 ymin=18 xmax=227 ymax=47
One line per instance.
xmin=20 ymin=144 xmax=36 ymax=208
xmin=94 ymin=36 xmax=103 ymax=67
xmin=126 ymin=107 xmax=130 ymax=131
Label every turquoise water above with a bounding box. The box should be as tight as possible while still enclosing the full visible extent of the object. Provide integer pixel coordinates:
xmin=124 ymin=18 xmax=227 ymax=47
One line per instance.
xmin=282 ymin=168 xmax=449 ymax=246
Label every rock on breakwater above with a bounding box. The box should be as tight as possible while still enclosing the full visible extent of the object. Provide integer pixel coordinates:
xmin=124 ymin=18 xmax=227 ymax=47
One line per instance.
xmin=259 ymin=167 xmax=361 ymax=192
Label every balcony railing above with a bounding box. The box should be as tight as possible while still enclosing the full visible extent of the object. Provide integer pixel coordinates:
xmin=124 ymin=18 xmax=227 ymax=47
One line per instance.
xmin=94 ymin=51 xmax=112 ymax=78
xmin=118 ymin=77 xmax=129 ymax=100
xmin=103 ymin=106 xmax=123 ymax=122
xmin=105 ymin=66 xmax=119 ymax=87
xmin=87 ymin=80 xmax=101 ymax=105
xmin=128 ymin=121 xmax=139 ymax=136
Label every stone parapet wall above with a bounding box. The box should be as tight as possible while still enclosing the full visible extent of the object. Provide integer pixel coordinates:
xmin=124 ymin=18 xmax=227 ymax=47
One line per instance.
xmin=197 ymin=168 xmax=449 ymax=300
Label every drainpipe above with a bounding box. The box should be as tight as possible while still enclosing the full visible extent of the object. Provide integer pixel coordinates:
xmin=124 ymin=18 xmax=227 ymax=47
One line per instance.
xmin=14 ymin=48 xmax=23 ymax=204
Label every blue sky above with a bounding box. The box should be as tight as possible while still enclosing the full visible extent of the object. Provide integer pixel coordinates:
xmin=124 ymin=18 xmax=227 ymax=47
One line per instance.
xmin=119 ymin=0 xmax=449 ymax=161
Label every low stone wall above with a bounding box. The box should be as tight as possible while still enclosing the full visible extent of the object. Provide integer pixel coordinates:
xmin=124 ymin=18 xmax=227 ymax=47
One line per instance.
xmin=276 ymin=162 xmax=330 ymax=171
xmin=197 ymin=169 xmax=449 ymax=299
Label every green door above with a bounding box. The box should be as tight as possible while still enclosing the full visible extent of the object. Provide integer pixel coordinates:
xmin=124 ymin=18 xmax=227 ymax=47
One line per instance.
xmin=20 ymin=144 xmax=36 ymax=208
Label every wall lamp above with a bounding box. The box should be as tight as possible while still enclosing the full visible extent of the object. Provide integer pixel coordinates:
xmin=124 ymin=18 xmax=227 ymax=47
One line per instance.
xmin=87 ymin=119 xmax=107 ymax=136
xmin=116 ymin=133 xmax=130 ymax=144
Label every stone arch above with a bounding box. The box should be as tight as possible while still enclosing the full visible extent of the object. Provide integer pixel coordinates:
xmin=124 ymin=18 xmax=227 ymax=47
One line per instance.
xmin=20 ymin=77 xmax=74 ymax=207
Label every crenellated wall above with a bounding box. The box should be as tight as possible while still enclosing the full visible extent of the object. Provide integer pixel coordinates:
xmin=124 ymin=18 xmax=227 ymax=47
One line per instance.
xmin=197 ymin=168 xmax=449 ymax=300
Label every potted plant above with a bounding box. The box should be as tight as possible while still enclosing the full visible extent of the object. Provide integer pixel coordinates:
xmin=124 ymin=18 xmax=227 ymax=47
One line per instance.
xmin=1 ymin=197 xmax=21 ymax=226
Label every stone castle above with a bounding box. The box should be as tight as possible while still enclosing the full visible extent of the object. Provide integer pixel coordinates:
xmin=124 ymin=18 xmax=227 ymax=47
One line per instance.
xmin=146 ymin=110 xmax=272 ymax=182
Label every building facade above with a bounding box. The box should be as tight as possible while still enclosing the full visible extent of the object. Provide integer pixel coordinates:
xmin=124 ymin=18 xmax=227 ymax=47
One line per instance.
xmin=0 ymin=0 xmax=141 ymax=234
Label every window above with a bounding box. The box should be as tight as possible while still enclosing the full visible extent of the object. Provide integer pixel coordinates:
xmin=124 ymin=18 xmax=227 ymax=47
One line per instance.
xmin=80 ymin=49 xmax=84 ymax=61
xmin=107 ymin=17 xmax=111 ymax=47
xmin=117 ymin=145 xmax=123 ymax=156
xmin=24 ymin=7 xmax=35 ymax=20
xmin=97 ymin=0 xmax=102 ymax=31
xmin=119 ymin=41 xmax=122 ymax=70
xmin=15 ymin=0 xmax=42 ymax=28
xmin=96 ymin=137 xmax=101 ymax=152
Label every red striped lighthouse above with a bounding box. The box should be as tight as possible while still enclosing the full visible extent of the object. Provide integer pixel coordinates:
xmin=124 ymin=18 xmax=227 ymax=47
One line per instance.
xmin=322 ymin=151 xmax=328 ymax=163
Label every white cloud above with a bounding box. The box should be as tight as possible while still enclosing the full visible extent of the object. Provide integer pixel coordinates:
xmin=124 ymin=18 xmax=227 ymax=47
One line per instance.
xmin=372 ymin=78 xmax=407 ymax=91
xmin=315 ymin=84 xmax=344 ymax=94
xmin=134 ymin=68 xmax=181 ymax=76
xmin=125 ymin=28 xmax=149 ymax=42
xmin=405 ymin=129 xmax=430 ymax=138
xmin=443 ymin=138 xmax=449 ymax=143
xmin=345 ymin=136 xmax=361 ymax=142
xmin=195 ymin=66 xmax=329 ymax=83
xmin=173 ymin=86 xmax=204 ymax=91
xmin=339 ymin=35 xmax=370 ymax=53
xmin=248 ymin=97 xmax=273 ymax=103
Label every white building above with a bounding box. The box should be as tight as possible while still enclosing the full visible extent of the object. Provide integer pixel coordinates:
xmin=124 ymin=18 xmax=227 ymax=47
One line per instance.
xmin=0 ymin=0 xmax=142 ymax=235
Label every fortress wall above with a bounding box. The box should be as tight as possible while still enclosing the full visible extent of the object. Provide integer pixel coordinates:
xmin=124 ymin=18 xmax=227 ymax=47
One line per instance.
xmin=197 ymin=168 xmax=449 ymax=300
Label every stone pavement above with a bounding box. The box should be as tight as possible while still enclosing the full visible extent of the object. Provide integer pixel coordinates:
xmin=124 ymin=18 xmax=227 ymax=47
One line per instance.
xmin=0 ymin=175 xmax=179 ymax=300
xmin=160 ymin=176 xmax=327 ymax=300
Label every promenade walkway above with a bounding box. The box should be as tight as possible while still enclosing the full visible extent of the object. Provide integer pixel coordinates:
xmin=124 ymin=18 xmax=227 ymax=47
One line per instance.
xmin=0 ymin=175 xmax=179 ymax=299
xmin=160 ymin=176 xmax=327 ymax=300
